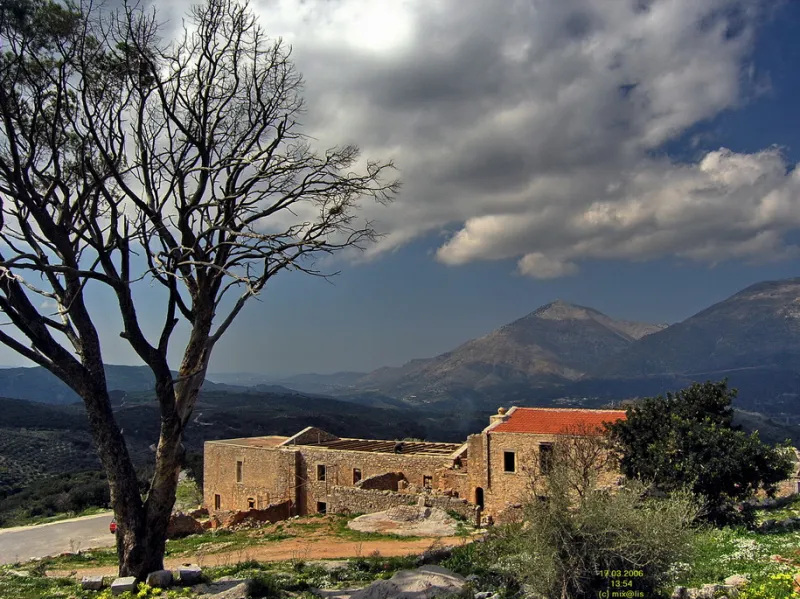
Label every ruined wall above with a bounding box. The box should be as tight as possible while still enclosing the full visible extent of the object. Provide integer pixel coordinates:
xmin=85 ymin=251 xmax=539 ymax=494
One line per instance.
xmin=210 ymin=501 xmax=293 ymax=529
xmin=328 ymin=486 xmax=475 ymax=520
xmin=203 ymin=442 xmax=299 ymax=513
xmin=357 ymin=472 xmax=406 ymax=491
xmin=295 ymin=447 xmax=453 ymax=516
xmin=437 ymin=468 xmax=470 ymax=500
xmin=286 ymin=427 xmax=340 ymax=446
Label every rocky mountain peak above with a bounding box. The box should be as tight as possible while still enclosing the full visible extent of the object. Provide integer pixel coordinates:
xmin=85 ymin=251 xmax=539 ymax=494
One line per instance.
xmin=531 ymin=300 xmax=599 ymax=321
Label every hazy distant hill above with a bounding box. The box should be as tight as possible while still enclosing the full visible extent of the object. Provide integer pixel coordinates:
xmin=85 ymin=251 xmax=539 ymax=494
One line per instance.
xmin=598 ymin=278 xmax=800 ymax=378
xmin=0 ymin=364 xmax=235 ymax=405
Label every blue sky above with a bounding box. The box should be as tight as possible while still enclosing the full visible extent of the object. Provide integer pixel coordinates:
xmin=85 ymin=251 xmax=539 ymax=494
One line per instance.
xmin=2 ymin=0 xmax=800 ymax=376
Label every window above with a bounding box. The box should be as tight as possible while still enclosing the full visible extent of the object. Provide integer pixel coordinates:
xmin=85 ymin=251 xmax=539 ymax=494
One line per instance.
xmin=247 ymin=498 xmax=255 ymax=509
xmin=423 ymin=475 xmax=432 ymax=489
xmin=317 ymin=464 xmax=326 ymax=481
xmin=236 ymin=460 xmax=243 ymax=483
xmin=503 ymin=451 xmax=516 ymax=473
xmin=539 ymin=443 xmax=554 ymax=474
xmin=214 ymin=494 xmax=221 ymax=510
xmin=353 ymin=468 xmax=362 ymax=484
xmin=317 ymin=501 xmax=327 ymax=514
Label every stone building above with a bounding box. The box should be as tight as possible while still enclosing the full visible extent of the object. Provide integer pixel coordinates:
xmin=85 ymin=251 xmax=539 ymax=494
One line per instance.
xmin=204 ymin=406 xmax=630 ymax=520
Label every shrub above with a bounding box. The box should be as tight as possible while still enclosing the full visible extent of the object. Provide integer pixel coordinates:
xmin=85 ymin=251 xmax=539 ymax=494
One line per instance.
xmin=468 ymin=482 xmax=700 ymax=598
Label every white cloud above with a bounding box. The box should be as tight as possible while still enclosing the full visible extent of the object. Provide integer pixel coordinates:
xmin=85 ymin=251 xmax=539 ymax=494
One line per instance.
xmin=159 ymin=0 xmax=799 ymax=278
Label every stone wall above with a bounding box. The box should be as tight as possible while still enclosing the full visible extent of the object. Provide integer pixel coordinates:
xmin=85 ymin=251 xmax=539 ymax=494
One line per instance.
xmin=211 ymin=501 xmax=293 ymax=529
xmin=295 ymin=446 xmax=454 ymax=516
xmin=328 ymin=486 xmax=475 ymax=521
xmin=204 ymin=441 xmax=299 ymax=513
xmin=479 ymin=431 xmax=620 ymax=517
xmin=356 ymin=472 xmax=406 ymax=491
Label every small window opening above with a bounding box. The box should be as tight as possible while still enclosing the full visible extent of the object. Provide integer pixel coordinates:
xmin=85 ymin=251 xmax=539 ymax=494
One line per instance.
xmin=353 ymin=468 xmax=362 ymax=484
xmin=317 ymin=464 xmax=326 ymax=481
xmin=539 ymin=443 xmax=554 ymax=474
xmin=317 ymin=501 xmax=327 ymax=514
xmin=214 ymin=494 xmax=221 ymax=510
xmin=503 ymin=451 xmax=516 ymax=473
xmin=423 ymin=475 xmax=433 ymax=488
xmin=247 ymin=497 xmax=255 ymax=509
xmin=236 ymin=460 xmax=243 ymax=483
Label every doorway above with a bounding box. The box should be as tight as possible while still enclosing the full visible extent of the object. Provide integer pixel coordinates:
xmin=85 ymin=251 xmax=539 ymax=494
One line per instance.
xmin=475 ymin=487 xmax=484 ymax=509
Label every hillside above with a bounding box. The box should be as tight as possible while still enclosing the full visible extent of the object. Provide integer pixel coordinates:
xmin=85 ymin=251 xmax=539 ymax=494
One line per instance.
xmin=596 ymin=278 xmax=800 ymax=378
xmin=0 ymin=364 xmax=238 ymax=405
xmin=0 ymin=391 xmax=491 ymax=495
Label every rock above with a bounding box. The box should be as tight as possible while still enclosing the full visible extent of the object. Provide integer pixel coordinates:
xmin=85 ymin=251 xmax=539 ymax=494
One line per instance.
xmin=146 ymin=569 xmax=173 ymax=588
xmin=475 ymin=592 xmax=495 ymax=599
xmin=348 ymin=565 xmax=466 ymax=599
xmin=465 ymin=574 xmax=479 ymax=583
xmin=725 ymin=574 xmax=750 ymax=589
xmin=111 ymin=576 xmax=137 ymax=595
xmin=81 ymin=575 xmax=105 ymax=591
xmin=168 ymin=513 xmax=204 ymax=539
xmin=192 ymin=580 xmax=251 ymax=599
xmin=190 ymin=507 xmax=209 ymax=519
xmin=179 ymin=564 xmax=204 ymax=584
xmin=671 ymin=587 xmax=688 ymax=599
xmin=7 ymin=570 xmax=31 ymax=577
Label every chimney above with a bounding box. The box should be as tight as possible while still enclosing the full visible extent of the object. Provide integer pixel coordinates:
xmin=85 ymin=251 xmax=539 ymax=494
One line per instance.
xmin=489 ymin=407 xmax=509 ymax=427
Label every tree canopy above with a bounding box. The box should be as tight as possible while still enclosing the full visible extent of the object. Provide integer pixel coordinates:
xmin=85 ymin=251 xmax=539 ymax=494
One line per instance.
xmin=0 ymin=0 xmax=398 ymax=577
xmin=606 ymin=381 xmax=794 ymax=524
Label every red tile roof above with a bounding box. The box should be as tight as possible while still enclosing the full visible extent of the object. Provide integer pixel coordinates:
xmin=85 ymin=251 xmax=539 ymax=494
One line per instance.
xmin=491 ymin=407 xmax=626 ymax=435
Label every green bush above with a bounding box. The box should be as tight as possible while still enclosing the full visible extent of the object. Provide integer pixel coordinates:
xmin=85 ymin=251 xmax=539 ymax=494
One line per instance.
xmin=466 ymin=481 xmax=699 ymax=599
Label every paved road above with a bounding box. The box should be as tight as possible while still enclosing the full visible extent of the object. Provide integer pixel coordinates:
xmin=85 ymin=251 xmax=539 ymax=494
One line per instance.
xmin=0 ymin=512 xmax=115 ymax=565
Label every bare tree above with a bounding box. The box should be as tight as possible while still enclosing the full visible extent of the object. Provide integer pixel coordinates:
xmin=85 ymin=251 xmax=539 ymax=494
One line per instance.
xmin=524 ymin=423 xmax=619 ymax=506
xmin=0 ymin=0 xmax=398 ymax=578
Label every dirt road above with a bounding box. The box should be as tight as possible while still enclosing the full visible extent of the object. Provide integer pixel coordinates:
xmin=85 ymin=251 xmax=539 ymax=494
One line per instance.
xmin=49 ymin=536 xmax=468 ymax=578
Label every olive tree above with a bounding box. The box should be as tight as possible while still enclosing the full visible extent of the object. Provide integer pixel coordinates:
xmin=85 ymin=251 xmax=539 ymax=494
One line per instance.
xmin=0 ymin=0 xmax=398 ymax=578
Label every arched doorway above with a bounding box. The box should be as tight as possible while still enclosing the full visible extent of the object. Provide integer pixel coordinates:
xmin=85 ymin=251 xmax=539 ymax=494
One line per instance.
xmin=475 ymin=487 xmax=484 ymax=509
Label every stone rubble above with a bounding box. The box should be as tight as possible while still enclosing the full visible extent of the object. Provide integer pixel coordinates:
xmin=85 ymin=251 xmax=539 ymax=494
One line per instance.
xmin=110 ymin=576 xmax=137 ymax=595
xmin=80 ymin=575 xmax=105 ymax=590
xmin=145 ymin=568 xmax=173 ymax=588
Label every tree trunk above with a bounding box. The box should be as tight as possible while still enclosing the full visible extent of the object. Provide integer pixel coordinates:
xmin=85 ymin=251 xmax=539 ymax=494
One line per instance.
xmin=79 ymin=385 xmax=152 ymax=578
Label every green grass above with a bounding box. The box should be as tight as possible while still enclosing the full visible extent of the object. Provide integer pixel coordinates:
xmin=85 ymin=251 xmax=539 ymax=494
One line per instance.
xmin=755 ymin=494 xmax=800 ymax=524
xmin=673 ymin=525 xmax=800 ymax=590
xmin=174 ymin=478 xmax=203 ymax=513
xmin=11 ymin=506 xmax=110 ymax=527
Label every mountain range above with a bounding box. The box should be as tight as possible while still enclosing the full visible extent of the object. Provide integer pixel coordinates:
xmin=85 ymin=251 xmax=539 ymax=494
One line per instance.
xmin=0 ymin=277 xmax=798 ymax=419
xmin=216 ymin=277 xmax=800 ymax=418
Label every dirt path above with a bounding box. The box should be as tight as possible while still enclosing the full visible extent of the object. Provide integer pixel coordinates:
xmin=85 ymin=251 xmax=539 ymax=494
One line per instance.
xmin=48 ymin=536 xmax=469 ymax=578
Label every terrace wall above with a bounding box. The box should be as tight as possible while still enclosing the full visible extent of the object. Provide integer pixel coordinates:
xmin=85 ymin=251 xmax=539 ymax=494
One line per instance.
xmin=328 ymin=486 xmax=476 ymax=522
xmin=295 ymin=446 xmax=454 ymax=515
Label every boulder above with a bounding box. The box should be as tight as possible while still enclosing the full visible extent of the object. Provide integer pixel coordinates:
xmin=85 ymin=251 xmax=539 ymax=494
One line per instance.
xmin=7 ymin=570 xmax=31 ymax=577
xmin=192 ymin=580 xmax=251 ymax=599
xmin=111 ymin=576 xmax=137 ymax=595
xmin=167 ymin=513 xmax=204 ymax=539
xmin=81 ymin=575 xmax=105 ymax=591
xmin=179 ymin=564 xmax=204 ymax=585
xmin=146 ymin=569 xmax=173 ymax=588
xmin=348 ymin=565 xmax=466 ymax=599
xmin=724 ymin=574 xmax=749 ymax=588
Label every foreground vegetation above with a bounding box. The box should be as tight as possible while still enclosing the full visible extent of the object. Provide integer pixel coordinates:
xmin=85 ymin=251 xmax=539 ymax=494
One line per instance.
xmin=3 ymin=504 xmax=800 ymax=599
